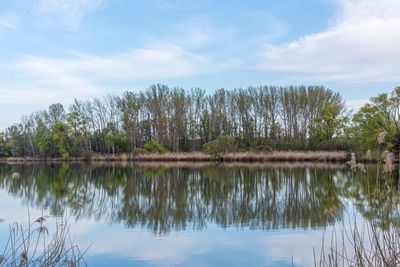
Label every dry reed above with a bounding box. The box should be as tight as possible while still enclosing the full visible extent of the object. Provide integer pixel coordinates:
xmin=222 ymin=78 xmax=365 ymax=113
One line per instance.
xmin=345 ymin=153 xmax=366 ymax=172
xmin=365 ymin=150 xmax=372 ymax=162
xmin=134 ymin=151 xmax=349 ymax=162
xmin=315 ymin=218 xmax=400 ymax=267
xmin=131 ymin=161 xmax=347 ymax=170
xmin=378 ymin=132 xmax=387 ymax=145
xmin=3 ymin=151 xmax=350 ymax=163
xmin=383 ymin=152 xmax=395 ymax=174
xmin=0 ymin=216 xmax=87 ymax=266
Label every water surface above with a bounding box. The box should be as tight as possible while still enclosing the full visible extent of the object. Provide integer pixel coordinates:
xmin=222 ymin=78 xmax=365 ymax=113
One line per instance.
xmin=0 ymin=163 xmax=395 ymax=266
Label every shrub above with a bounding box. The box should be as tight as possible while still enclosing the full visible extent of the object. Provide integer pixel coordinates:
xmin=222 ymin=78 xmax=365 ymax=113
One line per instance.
xmin=1 ymin=217 xmax=86 ymax=266
xmin=144 ymin=140 xmax=170 ymax=153
xmin=390 ymin=132 xmax=400 ymax=154
xmin=203 ymin=135 xmax=235 ymax=158
xmin=132 ymin=148 xmax=148 ymax=155
xmin=252 ymin=145 xmax=273 ymax=153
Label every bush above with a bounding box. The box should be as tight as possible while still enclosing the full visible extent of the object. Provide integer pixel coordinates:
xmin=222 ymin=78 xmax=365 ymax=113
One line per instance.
xmin=132 ymin=148 xmax=148 ymax=155
xmin=252 ymin=145 xmax=273 ymax=153
xmin=113 ymin=134 xmax=132 ymax=153
xmin=203 ymin=135 xmax=235 ymax=158
xmin=144 ymin=140 xmax=170 ymax=153
xmin=246 ymin=137 xmax=273 ymax=152
xmin=0 ymin=146 xmax=10 ymax=157
xmin=390 ymin=132 xmax=400 ymax=154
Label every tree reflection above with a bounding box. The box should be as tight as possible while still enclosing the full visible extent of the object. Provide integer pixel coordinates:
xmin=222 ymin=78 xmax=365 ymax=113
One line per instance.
xmin=340 ymin=165 xmax=400 ymax=229
xmin=0 ymin=163 xmax=346 ymax=235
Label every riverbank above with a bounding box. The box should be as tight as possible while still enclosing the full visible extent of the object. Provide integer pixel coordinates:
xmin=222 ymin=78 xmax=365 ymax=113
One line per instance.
xmin=0 ymin=151 xmax=350 ymax=163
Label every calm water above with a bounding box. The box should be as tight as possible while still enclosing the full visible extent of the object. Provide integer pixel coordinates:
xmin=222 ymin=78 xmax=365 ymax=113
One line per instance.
xmin=0 ymin=162 xmax=396 ymax=266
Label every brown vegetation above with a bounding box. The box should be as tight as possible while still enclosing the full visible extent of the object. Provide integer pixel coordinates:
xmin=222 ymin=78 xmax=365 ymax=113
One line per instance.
xmin=1 ymin=151 xmax=350 ymax=163
xmin=0 ymin=217 xmax=87 ymax=266
xmin=315 ymin=218 xmax=400 ymax=267
xmin=130 ymin=161 xmax=347 ymax=170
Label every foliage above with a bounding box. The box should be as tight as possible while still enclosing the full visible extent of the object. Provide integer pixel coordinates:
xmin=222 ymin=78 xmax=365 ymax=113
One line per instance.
xmin=252 ymin=145 xmax=273 ymax=153
xmin=310 ymin=102 xmax=347 ymax=141
xmin=35 ymin=120 xmax=53 ymax=156
xmin=105 ymin=131 xmax=116 ymax=154
xmin=132 ymin=148 xmax=148 ymax=155
xmin=351 ymin=87 xmax=400 ymax=151
xmin=390 ymin=131 xmax=400 ymax=154
xmin=0 ymin=217 xmax=87 ymax=266
xmin=65 ymin=111 xmax=87 ymax=157
xmin=1 ymin=85 xmax=400 ymax=157
xmin=144 ymin=140 xmax=170 ymax=153
xmin=203 ymin=135 xmax=236 ymax=158
xmin=0 ymin=132 xmax=10 ymax=157
xmin=247 ymin=137 xmax=273 ymax=152
xmin=52 ymin=122 xmax=70 ymax=158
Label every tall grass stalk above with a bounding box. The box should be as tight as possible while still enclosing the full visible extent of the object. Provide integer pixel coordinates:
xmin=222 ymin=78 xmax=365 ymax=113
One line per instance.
xmin=315 ymin=217 xmax=400 ymax=267
xmin=0 ymin=216 xmax=87 ymax=266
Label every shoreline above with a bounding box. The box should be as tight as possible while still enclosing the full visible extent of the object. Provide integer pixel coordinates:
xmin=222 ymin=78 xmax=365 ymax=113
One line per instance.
xmin=0 ymin=151 xmax=352 ymax=163
xmin=1 ymin=161 xmax=349 ymax=170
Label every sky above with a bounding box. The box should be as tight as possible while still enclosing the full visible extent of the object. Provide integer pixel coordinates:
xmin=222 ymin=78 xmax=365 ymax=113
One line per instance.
xmin=0 ymin=0 xmax=399 ymax=129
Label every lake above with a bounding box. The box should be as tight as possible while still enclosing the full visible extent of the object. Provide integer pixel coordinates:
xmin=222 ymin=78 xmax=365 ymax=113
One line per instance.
xmin=0 ymin=162 xmax=396 ymax=266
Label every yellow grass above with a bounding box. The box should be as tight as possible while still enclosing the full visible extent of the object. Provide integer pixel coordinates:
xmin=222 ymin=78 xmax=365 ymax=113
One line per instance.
xmin=134 ymin=151 xmax=349 ymax=162
xmin=2 ymin=151 xmax=350 ymax=163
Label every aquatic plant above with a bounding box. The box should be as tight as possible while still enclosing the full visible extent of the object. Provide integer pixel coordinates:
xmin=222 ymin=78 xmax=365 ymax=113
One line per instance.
xmin=377 ymin=132 xmax=387 ymax=145
xmin=315 ymin=217 xmax=400 ymax=267
xmin=315 ymin=152 xmax=400 ymax=266
xmin=345 ymin=153 xmax=365 ymax=172
xmin=0 ymin=216 xmax=87 ymax=266
xmin=365 ymin=149 xmax=372 ymax=162
xmin=383 ymin=152 xmax=395 ymax=174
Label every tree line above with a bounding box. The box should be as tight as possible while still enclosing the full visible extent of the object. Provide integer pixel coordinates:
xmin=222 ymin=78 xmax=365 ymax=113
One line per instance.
xmin=0 ymin=84 xmax=399 ymax=158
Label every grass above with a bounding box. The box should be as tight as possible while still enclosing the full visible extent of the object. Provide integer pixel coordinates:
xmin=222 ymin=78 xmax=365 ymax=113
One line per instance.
xmin=0 ymin=216 xmax=88 ymax=266
xmin=133 ymin=161 xmax=347 ymax=169
xmin=2 ymin=151 xmax=350 ymax=163
xmin=315 ymin=217 xmax=400 ymax=267
xmin=314 ymin=155 xmax=400 ymax=267
xmin=133 ymin=151 xmax=350 ymax=162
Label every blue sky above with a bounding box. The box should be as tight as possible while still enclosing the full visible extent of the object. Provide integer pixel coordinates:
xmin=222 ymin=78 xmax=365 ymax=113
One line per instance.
xmin=0 ymin=0 xmax=399 ymax=129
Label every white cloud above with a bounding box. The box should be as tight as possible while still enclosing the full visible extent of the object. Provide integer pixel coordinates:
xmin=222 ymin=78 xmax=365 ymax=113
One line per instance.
xmin=16 ymin=43 xmax=214 ymax=81
xmin=0 ymin=12 xmax=19 ymax=30
xmin=336 ymin=0 xmax=400 ymax=23
xmin=0 ymin=43 xmax=223 ymax=105
xmin=262 ymin=0 xmax=400 ymax=82
xmin=22 ymin=0 xmax=104 ymax=29
xmin=346 ymin=98 xmax=369 ymax=111
xmin=0 ymin=85 xmax=98 ymax=106
xmin=173 ymin=16 xmax=217 ymax=48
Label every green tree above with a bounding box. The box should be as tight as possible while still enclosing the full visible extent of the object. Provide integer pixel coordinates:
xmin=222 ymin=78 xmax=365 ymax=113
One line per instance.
xmin=1 ymin=84 xmax=354 ymax=156
xmin=310 ymin=103 xmax=347 ymax=142
xmin=66 ymin=112 xmax=87 ymax=157
xmin=5 ymin=125 xmax=26 ymax=157
xmin=351 ymin=88 xmax=400 ymax=151
xmin=52 ymin=122 xmax=69 ymax=158
xmin=35 ymin=120 xmax=53 ymax=156
xmin=46 ymin=103 xmax=65 ymax=127
xmin=118 ymin=92 xmax=141 ymax=150
xmin=0 ymin=132 xmax=10 ymax=157
xmin=105 ymin=130 xmax=116 ymax=155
